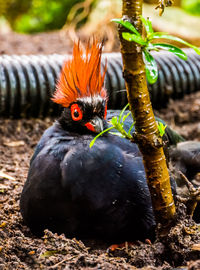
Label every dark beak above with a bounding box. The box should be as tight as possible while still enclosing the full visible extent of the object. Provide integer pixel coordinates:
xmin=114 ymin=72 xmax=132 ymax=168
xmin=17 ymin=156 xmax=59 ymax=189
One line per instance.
xmin=85 ymin=116 xmax=104 ymax=133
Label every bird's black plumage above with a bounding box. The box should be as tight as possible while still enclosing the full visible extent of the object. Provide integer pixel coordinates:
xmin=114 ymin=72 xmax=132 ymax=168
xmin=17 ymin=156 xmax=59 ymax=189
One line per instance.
xmin=20 ymin=108 xmax=157 ymax=241
xmin=170 ymin=141 xmax=200 ymax=181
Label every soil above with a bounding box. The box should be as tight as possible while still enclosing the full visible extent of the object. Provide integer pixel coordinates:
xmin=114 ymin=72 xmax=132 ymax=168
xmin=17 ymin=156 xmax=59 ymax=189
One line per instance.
xmin=0 ymin=31 xmax=74 ymax=55
xmin=0 ymin=30 xmax=200 ymax=270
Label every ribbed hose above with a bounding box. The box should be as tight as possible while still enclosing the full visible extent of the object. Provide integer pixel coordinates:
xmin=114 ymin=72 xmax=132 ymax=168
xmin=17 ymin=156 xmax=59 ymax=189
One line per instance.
xmin=0 ymin=49 xmax=200 ymax=117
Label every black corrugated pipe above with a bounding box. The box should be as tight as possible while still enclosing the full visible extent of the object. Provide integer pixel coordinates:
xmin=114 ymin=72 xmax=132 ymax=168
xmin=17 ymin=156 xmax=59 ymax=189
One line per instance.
xmin=0 ymin=49 xmax=200 ymax=117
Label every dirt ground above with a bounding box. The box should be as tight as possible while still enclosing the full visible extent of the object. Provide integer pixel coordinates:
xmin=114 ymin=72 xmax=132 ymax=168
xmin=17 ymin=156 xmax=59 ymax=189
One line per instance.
xmin=0 ymin=30 xmax=200 ymax=269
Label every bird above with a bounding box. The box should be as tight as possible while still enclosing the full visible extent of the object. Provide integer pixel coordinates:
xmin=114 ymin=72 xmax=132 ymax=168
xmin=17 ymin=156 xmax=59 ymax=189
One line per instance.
xmin=170 ymin=141 xmax=200 ymax=222
xmin=20 ymin=40 xmax=184 ymax=242
xmin=170 ymin=141 xmax=200 ymax=181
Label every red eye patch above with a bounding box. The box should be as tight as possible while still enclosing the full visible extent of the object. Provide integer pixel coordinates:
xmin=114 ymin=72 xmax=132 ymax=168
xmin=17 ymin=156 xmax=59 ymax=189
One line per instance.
xmin=85 ymin=122 xmax=95 ymax=132
xmin=104 ymin=104 xmax=107 ymax=120
xmin=71 ymin=104 xmax=83 ymax=121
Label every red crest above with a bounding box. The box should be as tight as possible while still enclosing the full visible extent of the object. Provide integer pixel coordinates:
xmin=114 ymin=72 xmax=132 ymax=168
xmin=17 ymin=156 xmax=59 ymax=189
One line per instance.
xmin=52 ymin=40 xmax=107 ymax=108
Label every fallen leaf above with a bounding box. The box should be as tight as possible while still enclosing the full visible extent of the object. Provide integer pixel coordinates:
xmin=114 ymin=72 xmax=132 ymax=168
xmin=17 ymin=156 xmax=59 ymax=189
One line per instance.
xmin=3 ymin=141 xmax=25 ymax=147
xmin=0 ymin=171 xmax=15 ymax=181
xmin=39 ymin=250 xmax=59 ymax=258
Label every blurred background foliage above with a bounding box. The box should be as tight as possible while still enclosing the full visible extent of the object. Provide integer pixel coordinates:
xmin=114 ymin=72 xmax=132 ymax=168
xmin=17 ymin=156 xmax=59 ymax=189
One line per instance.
xmin=0 ymin=0 xmax=88 ymax=33
xmin=0 ymin=0 xmax=199 ymax=34
xmin=182 ymin=0 xmax=200 ymax=15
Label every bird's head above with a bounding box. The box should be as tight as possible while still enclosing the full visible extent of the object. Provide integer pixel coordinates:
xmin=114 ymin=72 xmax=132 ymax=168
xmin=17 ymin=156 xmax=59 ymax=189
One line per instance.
xmin=52 ymin=40 xmax=108 ymax=134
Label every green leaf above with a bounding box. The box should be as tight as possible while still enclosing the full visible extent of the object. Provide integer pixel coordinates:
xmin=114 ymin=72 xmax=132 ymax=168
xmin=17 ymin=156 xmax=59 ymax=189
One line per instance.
xmin=109 ymin=132 xmax=125 ymax=138
xmin=122 ymin=112 xmax=131 ymax=123
xmin=157 ymin=122 xmax=167 ymax=137
xmin=149 ymin=33 xmax=200 ymax=55
xmin=151 ymin=43 xmax=187 ymax=60
xmin=111 ymin=116 xmax=118 ymax=125
xmin=118 ymin=103 xmax=129 ymax=123
xmin=128 ymin=122 xmax=135 ymax=136
xmin=89 ymin=127 xmax=114 ymax=148
xmin=142 ymin=50 xmax=158 ymax=84
xmin=111 ymin=18 xmax=140 ymax=36
xmin=40 ymin=250 xmax=58 ymax=258
xmin=146 ymin=43 xmax=159 ymax=51
xmin=140 ymin=15 xmax=153 ymax=35
xmin=122 ymin=32 xmax=147 ymax=46
xmin=149 ymin=32 xmax=169 ymax=37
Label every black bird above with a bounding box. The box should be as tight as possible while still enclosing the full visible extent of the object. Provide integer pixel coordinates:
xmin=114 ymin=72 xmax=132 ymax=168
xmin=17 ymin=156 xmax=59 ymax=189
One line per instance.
xmin=170 ymin=141 xmax=200 ymax=181
xmin=170 ymin=141 xmax=200 ymax=222
xmin=20 ymin=41 xmax=181 ymax=241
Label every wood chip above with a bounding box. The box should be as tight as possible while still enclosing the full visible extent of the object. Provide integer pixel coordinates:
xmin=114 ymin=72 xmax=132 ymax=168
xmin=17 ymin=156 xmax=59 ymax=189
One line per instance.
xmin=191 ymin=243 xmax=200 ymax=251
xmin=28 ymin=250 xmax=35 ymax=255
xmin=0 ymin=184 xmax=10 ymax=190
xmin=0 ymin=171 xmax=15 ymax=181
xmin=3 ymin=140 xmax=25 ymax=147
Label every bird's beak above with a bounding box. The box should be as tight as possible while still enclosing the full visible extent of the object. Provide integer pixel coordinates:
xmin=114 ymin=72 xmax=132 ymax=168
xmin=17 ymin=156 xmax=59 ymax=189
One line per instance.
xmin=85 ymin=116 xmax=104 ymax=133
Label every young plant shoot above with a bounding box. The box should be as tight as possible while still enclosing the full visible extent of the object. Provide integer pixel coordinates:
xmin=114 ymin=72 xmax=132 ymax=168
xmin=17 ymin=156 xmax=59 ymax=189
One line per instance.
xmin=90 ymin=103 xmax=166 ymax=147
xmin=112 ymin=16 xmax=200 ymax=84
xmin=90 ymin=104 xmax=134 ymax=148
xmin=91 ymin=15 xmax=200 ymax=144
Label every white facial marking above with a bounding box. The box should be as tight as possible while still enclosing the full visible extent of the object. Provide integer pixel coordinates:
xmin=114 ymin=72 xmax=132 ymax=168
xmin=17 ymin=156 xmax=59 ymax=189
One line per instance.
xmin=77 ymin=95 xmax=105 ymax=107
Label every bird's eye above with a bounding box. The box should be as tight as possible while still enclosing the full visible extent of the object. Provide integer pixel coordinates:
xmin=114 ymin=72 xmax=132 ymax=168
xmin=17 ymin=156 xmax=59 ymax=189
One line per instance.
xmin=74 ymin=110 xmax=79 ymax=117
xmin=104 ymin=104 xmax=107 ymax=120
xmin=71 ymin=104 xmax=83 ymax=121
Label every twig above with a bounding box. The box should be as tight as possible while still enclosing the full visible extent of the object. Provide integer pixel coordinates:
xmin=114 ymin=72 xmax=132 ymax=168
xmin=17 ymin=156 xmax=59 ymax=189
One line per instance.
xmin=50 ymin=255 xmax=76 ymax=269
xmin=179 ymin=171 xmax=200 ymax=201
xmin=177 ymin=171 xmax=200 ymax=217
xmin=0 ymin=171 xmax=15 ymax=181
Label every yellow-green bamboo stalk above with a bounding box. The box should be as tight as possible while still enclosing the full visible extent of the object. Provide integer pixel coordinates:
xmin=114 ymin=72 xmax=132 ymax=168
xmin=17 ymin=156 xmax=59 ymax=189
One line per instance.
xmin=119 ymin=0 xmax=176 ymax=230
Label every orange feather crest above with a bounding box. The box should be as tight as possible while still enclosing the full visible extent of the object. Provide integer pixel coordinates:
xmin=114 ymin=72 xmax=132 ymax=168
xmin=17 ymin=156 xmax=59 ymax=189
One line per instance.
xmin=52 ymin=40 xmax=107 ymax=108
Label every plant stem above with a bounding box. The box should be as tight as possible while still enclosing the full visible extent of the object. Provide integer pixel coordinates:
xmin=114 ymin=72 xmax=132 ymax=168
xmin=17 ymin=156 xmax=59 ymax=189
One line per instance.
xmin=119 ymin=0 xmax=176 ymax=232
